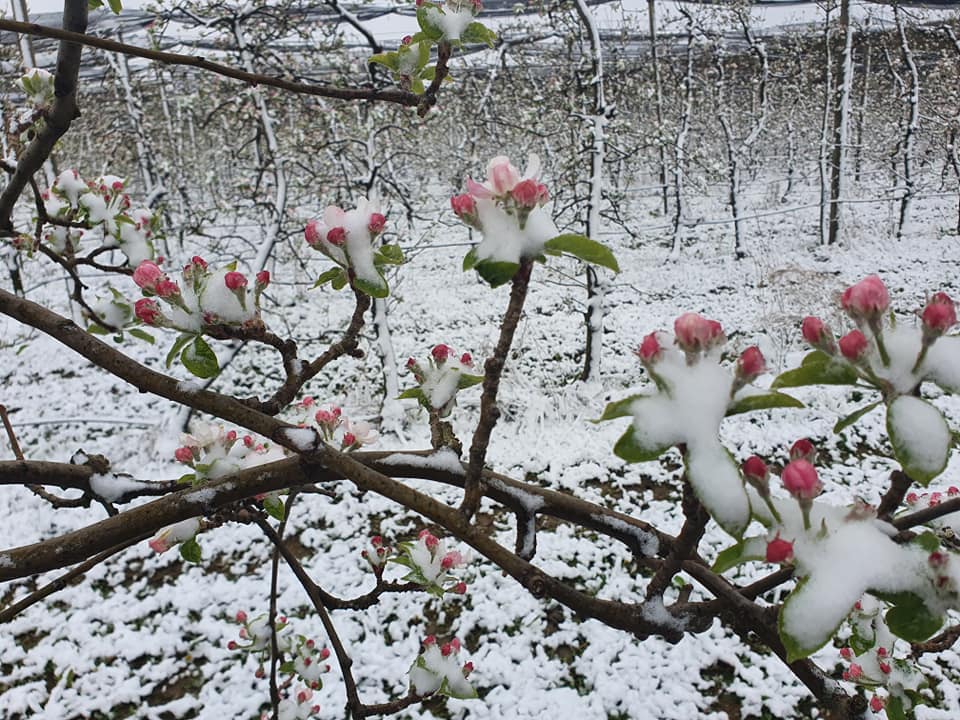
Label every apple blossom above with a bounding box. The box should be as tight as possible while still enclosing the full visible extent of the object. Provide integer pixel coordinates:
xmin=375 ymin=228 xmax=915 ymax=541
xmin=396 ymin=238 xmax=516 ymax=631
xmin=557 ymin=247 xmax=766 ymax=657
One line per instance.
xmin=409 ymin=635 xmax=476 ymax=699
xmin=133 ymin=260 xmax=164 ymax=292
xmin=789 ymin=438 xmax=816 ymax=463
xmin=635 ymin=331 xmax=663 ymax=364
xmin=673 ymin=313 xmax=725 ymax=355
xmin=511 ymin=178 xmax=540 ymax=208
xmin=147 ymin=517 xmax=201 ymax=554
xmin=922 ymin=292 xmax=956 ymax=337
xmin=174 ymin=446 xmax=194 ymax=464
xmin=224 ymin=272 xmax=248 ymax=290
xmin=765 ymin=535 xmax=794 ymax=564
xmin=367 ymin=213 xmax=386 ymax=234
xmin=134 ymin=298 xmax=163 ymax=325
xmin=735 ymin=346 xmax=765 ymax=383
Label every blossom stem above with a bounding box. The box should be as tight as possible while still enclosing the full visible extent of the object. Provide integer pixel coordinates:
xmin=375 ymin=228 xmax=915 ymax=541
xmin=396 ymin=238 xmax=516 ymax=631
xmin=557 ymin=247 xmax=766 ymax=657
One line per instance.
xmin=461 ymin=258 xmax=534 ymax=520
xmin=763 ymin=495 xmax=783 ymax=525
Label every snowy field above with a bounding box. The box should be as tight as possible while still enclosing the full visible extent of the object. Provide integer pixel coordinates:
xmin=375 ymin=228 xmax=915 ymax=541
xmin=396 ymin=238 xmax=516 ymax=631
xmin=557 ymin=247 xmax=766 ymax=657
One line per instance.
xmin=2 ymin=174 xmax=960 ymax=720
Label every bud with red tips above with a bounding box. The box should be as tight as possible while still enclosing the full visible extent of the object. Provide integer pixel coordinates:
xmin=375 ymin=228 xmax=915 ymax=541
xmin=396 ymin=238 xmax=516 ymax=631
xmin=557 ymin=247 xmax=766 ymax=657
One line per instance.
xmin=235 ymin=610 xmax=247 ymax=623
xmin=635 ymin=331 xmax=663 ymax=365
xmin=869 ymin=695 xmax=885 ymax=713
xmin=174 ymin=446 xmax=195 ymax=464
xmin=460 ymin=352 xmax=473 ymax=366
xmin=452 ymin=581 xmax=468 ymax=594
xmin=789 ymin=438 xmax=817 ymax=463
xmin=135 ymin=298 xmax=164 ymax=326
xmin=255 ymin=271 xmax=270 ymax=288
xmin=765 ymin=535 xmax=794 ymax=564
xmin=368 ymin=213 xmax=386 ymax=235
xmin=224 ymin=271 xmax=248 ymax=290
xmin=839 ymin=329 xmax=869 ymax=362
xmin=742 ymin=455 xmax=771 ymax=497
xmin=326 ymin=226 xmax=347 ymax=246
xmin=839 ymin=647 xmax=852 ymax=660
xmin=782 ymin=459 xmax=822 ymax=500
xmin=431 ymin=344 xmax=452 ymax=362
xmin=922 ymin=291 xmax=957 ymax=340
xmin=511 ymin=178 xmax=541 ymax=208
xmin=674 ymin=312 xmax=726 ymax=356
xmin=735 ymin=346 xmax=766 ymax=385
xmin=841 ymin=276 xmax=890 ymax=323
xmin=842 ymin=662 xmax=863 ymax=681
xmin=450 ymin=193 xmax=478 ymax=225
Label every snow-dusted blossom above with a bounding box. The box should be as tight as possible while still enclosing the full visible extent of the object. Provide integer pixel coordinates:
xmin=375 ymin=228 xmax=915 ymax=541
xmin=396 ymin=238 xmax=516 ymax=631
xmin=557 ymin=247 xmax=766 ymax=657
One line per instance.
xmin=224 ymin=271 xmax=248 ymax=290
xmin=635 ymin=331 xmax=664 ymax=365
xmin=304 ymin=198 xmax=388 ymax=296
xmin=408 ymin=636 xmax=476 ymax=699
xmin=361 ymin=536 xmax=392 ymax=578
xmin=765 ymin=535 xmax=794 ymax=564
xmin=395 ymin=530 xmax=468 ymax=596
xmin=147 ymin=517 xmax=200 ymax=554
xmin=921 ymin=292 xmax=956 ymax=338
xmin=341 ymin=419 xmax=377 ymax=450
xmin=673 ymin=313 xmax=725 ymax=356
xmin=404 ymin=345 xmax=482 ymax=417
xmin=176 ymin=422 xmax=283 ymax=483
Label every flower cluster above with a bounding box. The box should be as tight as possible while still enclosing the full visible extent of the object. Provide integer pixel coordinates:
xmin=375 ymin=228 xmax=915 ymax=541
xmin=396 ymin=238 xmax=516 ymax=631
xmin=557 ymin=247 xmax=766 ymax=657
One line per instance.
xmin=361 ymin=535 xmax=393 ymax=580
xmin=452 ymin=155 xmax=559 ymax=280
xmin=743 ymin=438 xmax=824 ymax=538
xmin=305 ymin=199 xmax=394 ymax=298
xmin=292 ymin=397 xmax=378 ymax=451
xmin=417 ymin=0 xmax=483 ymax=42
xmin=40 ymin=169 xmax=158 ymax=265
xmin=394 ymin=529 xmax=468 ymax=597
xmin=174 ymin=422 xmax=284 ymax=484
xmin=409 ymin=635 xmax=476 ymax=699
xmin=147 ymin=517 xmax=201 ymax=555
xmin=402 ymin=344 xmax=482 ymax=417
xmin=132 ymin=257 xmax=269 ymax=331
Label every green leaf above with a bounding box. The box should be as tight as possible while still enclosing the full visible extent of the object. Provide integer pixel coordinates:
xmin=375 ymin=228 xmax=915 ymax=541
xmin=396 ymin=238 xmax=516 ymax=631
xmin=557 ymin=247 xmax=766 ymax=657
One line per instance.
xmin=417 ymin=38 xmax=431 ymax=69
xmin=913 ymin=531 xmax=940 ymax=553
xmin=87 ymin=323 xmax=109 ymax=335
xmin=713 ymin=537 xmax=766 ymax=574
xmin=474 ymin=259 xmax=519 ymax=288
xmin=887 ymin=396 xmax=951 ymax=485
xmin=108 ymin=0 xmax=123 ymax=13
xmin=613 ymin=426 xmax=670 ymax=463
xmin=331 ymin=271 xmax=348 ymax=291
xmin=726 ymin=390 xmax=804 ymax=417
xmin=460 ymin=21 xmax=497 ymax=48
xmin=369 ymin=52 xmax=400 ymax=71
xmin=313 ymin=267 xmax=344 ymax=289
xmin=849 ymin=619 xmax=875 ymax=656
xmin=833 ymin=400 xmax=883 ymax=433
xmin=779 ymin=577 xmax=829 ymax=661
xmin=88 ymin=0 xmax=104 ymax=10
xmin=397 ymin=388 xmax=425 ymax=403
xmin=885 ymin=593 xmax=943 ymax=642
xmin=166 ymin=332 xmax=194 ymax=369
xmin=128 ymin=328 xmax=155 ymax=344
xmin=179 ymin=537 xmax=201 ymax=563
xmin=771 ymin=350 xmax=858 ymax=389
xmin=595 ymin=395 xmax=641 ymax=422
xmin=181 ymin=336 xmax=220 ymax=379
xmin=377 ymin=244 xmax=405 ymax=265
xmin=543 ymin=234 xmax=620 ymax=273
xmin=411 ymin=77 xmax=425 ymax=95
xmin=462 ymin=247 xmax=479 ymax=271
xmin=177 ymin=473 xmax=196 ymax=485
xmin=457 ymin=372 xmax=484 ymax=390
xmin=885 ymin=696 xmax=908 ymax=720
xmin=353 ymin=272 xmax=389 ymax=299
xmin=416 ymin=5 xmax=444 ymax=41
xmin=263 ymin=496 xmax=286 ymax=522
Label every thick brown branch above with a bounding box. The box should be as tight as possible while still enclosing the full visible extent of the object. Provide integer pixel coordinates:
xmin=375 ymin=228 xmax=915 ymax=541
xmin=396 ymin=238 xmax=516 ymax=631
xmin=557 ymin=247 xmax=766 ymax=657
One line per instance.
xmin=0 ymin=18 xmax=424 ymax=115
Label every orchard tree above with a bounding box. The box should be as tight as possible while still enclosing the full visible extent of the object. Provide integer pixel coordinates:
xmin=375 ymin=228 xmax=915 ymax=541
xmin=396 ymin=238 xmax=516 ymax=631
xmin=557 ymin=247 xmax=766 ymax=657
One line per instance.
xmin=3 ymin=3 xmax=960 ymax=720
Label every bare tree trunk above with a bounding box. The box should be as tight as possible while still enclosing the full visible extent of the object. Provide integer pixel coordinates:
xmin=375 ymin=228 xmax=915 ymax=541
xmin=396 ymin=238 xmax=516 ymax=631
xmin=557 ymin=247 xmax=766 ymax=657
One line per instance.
xmin=818 ymin=1 xmax=835 ymax=246
xmin=671 ymin=12 xmax=695 ymax=260
xmin=828 ymin=0 xmax=853 ymax=246
xmin=574 ymin=0 xmax=608 ymax=382
xmin=894 ymin=3 xmax=919 ymax=241
xmin=854 ymin=19 xmax=872 ymax=183
xmin=648 ymin=0 xmax=669 ymax=216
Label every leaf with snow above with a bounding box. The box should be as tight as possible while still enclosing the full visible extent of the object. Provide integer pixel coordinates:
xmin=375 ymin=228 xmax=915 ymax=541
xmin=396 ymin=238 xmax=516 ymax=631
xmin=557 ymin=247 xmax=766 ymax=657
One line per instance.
xmin=313 ymin=267 xmax=346 ymax=289
xmin=771 ymin=350 xmax=858 ymax=389
xmin=712 ymin=536 xmax=767 ymax=574
xmin=595 ymin=395 xmax=640 ymax=422
xmin=833 ymin=400 xmax=883 ymax=434
xmin=460 ymin=21 xmax=497 ymax=48
xmin=473 ymin=259 xmax=520 ymax=288
xmin=883 ymin=592 xmax=942 ymax=642
xmin=543 ymin=234 xmax=619 ymax=273
xmin=886 ymin=396 xmax=951 ymax=485
xmin=726 ymin=390 xmax=803 ymax=416
xmin=353 ymin=271 xmax=389 ymax=299
xmin=684 ymin=443 xmax=751 ymax=537
xmin=181 ymin=336 xmax=219 ymax=379
xmin=921 ymin=335 xmax=960 ymax=394
xmin=613 ymin=425 xmax=671 ymax=463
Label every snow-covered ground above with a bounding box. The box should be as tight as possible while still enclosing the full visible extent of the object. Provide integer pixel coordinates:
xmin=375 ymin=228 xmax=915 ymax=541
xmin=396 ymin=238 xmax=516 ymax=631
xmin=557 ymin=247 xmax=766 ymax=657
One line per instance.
xmin=2 ymin=170 xmax=960 ymax=720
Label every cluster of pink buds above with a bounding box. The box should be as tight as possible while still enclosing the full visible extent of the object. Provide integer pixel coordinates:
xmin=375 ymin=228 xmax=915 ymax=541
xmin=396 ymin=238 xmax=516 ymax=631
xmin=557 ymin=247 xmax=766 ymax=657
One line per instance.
xmin=397 ymin=529 xmax=468 ymax=595
xmin=173 ymin=425 xmax=271 ymax=483
xmin=452 ymin=155 xmax=549 ymax=231
xmin=405 ymin=344 xmax=479 ymax=417
xmin=134 ymin=260 xmax=182 ymax=302
xmin=742 ymin=438 xmax=822 ymax=530
xmin=293 ymin=638 xmax=332 ymax=688
xmin=268 ymin=686 xmax=320 ymax=720
xmin=409 ymin=635 xmax=476 ymax=698
xmin=228 ymin=611 xmax=288 ymax=654
xmin=361 ymin=535 xmax=393 ymax=579
xmin=905 ymin=486 xmax=960 ymax=509
xmin=672 ymin=312 xmax=726 ymax=360
xmin=407 ymin=344 xmax=474 ymax=384
xmin=304 ymin=201 xmax=385 ymax=257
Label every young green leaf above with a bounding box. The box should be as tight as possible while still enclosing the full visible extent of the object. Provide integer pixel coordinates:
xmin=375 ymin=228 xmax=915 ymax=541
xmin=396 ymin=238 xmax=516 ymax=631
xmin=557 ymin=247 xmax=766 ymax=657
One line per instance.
xmin=181 ymin=336 xmax=220 ymax=379
xmin=613 ymin=426 xmax=670 ymax=463
xmin=313 ymin=267 xmax=345 ymax=289
xmin=726 ymin=391 xmax=804 ymax=417
xmin=166 ymin=333 xmax=195 ymax=369
xmin=595 ymin=395 xmax=641 ymax=422
xmin=543 ymin=234 xmax=620 ymax=273
xmin=179 ymin=537 xmax=202 ymax=563
xmin=887 ymin=396 xmax=951 ymax=485
xmin=128 ymin=328 xmax=155 ymax=344
xmin=884 ymin=593 xmax=943 ymax=642
xmin=771 ymin=350 xmax=858 ymax=389
xmin=473 ymin=259 xmax=519 ymax=288
xmin=833 ymin=400 xmax=882 ymax=434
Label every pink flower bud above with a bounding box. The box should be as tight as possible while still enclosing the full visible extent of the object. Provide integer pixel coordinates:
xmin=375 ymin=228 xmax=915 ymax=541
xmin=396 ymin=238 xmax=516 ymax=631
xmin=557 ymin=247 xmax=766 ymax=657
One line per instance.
xmin=155 ymin=278 xmax=181 ymax=298
xmin=255 ymin=271 xmax=270 ymax=288
xmin=135 ymin=298 xmax=162 ymax=325
xmin=255 ymin=667 xmax=265 ymax=679
xmin=930 ymin=492 xmax=943 ymax=506
xmin=765 ymin=535 xmax=794 ymax=564
xmin=191 ymin=256 xmax=207 ymax=270
xmin=174 ymin=446 xmax=194 ymax=464
xmin=418 ymin=529 xmax=439 ymax=550
xmin=224 ymin=272 xmax=248 ymax=290
xmin=406 ymin=357 xmax=416 ymax=369
xmin=879 ymin=661 xmax=891 ymax=674
xmin=949 ymin=486 xmax=960 ymax=497
xmin=736 ymin=346 xmax=766 ymax=381
xmin=673 ymin=313 xmax=725 ymax=354
xmin=402 ymin=35 xmax=412 ymax=45
xmin=148 ymin=536 xmax=170 ymax=553
xmin=842 ymin=663 xmax=863 ymax=681
xmin=371 ymin=535 xmax=382 ymax=547
xmin=450 ymin=193 xmax=477 ymax=220
xmin=839 ymin=329 xmax=868 ymax=361
xmin=781 ymin=459 xmax=822 ymax=500
xmin=243 ymin=435 xmax=254 ymax=448
xmin=906 ymin=492 xmax=919 ymax=504
xmin=511 ymin=178 xmax=540 ymax=208
xmin=536 ymin=183 xmax=549 ymax=204
xmin=636 ymin=331 xmax=662 ymax=364
xmin=227 ymin=640 xmax=238 ymax=650
xmin=929 ymin=551 xmax=949 ymax=569
xmin=236 ymin=610 xmax=247 ymax=623
xmin=841 ymin=275 xmax=890 ymax=321
xmin=431 ymin=344 xmax=452 ymax=362
xmin=870 ymin=695 xmax=885 ymax=713
xmin=326 ymin=226 xmax=347 ymax=246
xmin=789 ymin=438 xmax=816 ymax=463
xmin=452 ymin=581 xmax=468 ymax=594
xmin=342 ymin=432 xmax=357 ymax=447
xmin=741 ymin=456 xmax=769 ymax=494
xmin=225 ymin=430 xmax=237 ymax=442
xmin=423 ymin=635 xmax=436 ymax=647
xmin=441 ymin=550 xmax=463 ymax=569
xmin=315 ymin=409 xmax=337 ymax=426
xmin=840 ymin=647 xmax=852 ymax=659
xmin=319 ymin=647 xmax=330 ymax=660
xmin=367 ymin=213 xmax=386 ymax=234
xmin=802 ymin=316 xmax=828 ymax=346
xmin=133 ymin=260 xmax=163 ymax=291
xmin=462 ymin=661 xmax=474 ymax=676
xmin=305 ymin=220 xmax=322 ymax=247
xmin=922 ymin=292 xmax=956 ymax=336
xmin=460 ymin=352 xmax=473 ymax=366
